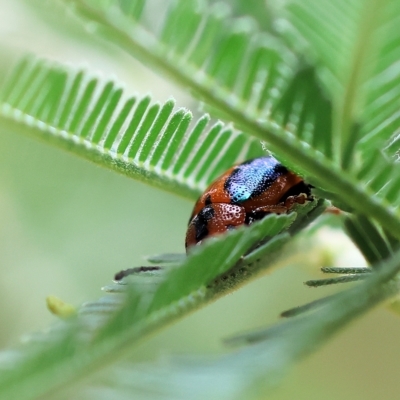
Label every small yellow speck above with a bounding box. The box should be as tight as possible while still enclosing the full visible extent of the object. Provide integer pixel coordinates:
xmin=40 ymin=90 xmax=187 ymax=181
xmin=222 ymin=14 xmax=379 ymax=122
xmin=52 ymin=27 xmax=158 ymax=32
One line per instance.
xmin=46 ymin=295 xmax=76 ymax=318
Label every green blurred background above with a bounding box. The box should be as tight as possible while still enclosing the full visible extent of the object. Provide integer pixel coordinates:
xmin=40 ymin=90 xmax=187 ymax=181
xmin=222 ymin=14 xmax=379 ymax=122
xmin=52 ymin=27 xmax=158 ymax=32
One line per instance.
xmin=1 ymin=1 xmax=400 ymax=399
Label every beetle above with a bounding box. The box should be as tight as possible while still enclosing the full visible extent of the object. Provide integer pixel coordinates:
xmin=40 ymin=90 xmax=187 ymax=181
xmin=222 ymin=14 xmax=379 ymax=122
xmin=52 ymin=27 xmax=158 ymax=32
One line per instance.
xmin=185 ymin=156 xmax=312 ymax=249
xmin=114 ymin=156 xmax=312 ymax=280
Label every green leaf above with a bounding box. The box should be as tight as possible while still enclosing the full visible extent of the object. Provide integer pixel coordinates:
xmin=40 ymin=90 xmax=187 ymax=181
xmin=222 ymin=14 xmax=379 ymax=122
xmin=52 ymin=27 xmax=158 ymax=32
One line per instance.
xmin=53 ymin=0 xmax=400 ymax=242
xmin=355 ymin=150 xmax=400 ymax=210
xmin=359 ymin=0 xmax=400 ymax=153
xmin=0 ymin=207 xmax=326 ymax=400
xmin=62 ymin=0 xmax=332 ymax=159
xmin=278 ymin=0 xmax=400 ymax=166
xmin=270 ymin=66 xmax=333 ymax=160
xmin=227 ymin=249 xmax=400 ymax=348
xmin=78 ymin=246 xmax=400 ymax=400
xmin=344 ymin=214 xmax=395 ymax=265
xmin=0 ymin=57 xmax=264 ymax=199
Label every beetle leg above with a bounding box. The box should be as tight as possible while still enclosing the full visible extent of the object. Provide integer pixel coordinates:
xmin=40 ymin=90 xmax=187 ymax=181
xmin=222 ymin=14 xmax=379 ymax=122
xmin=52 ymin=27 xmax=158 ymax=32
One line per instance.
xmin=283 ymin=192 xmax=308 ymax=208
xmin=251 ymin=204 xmax=289 ymax=214
xmin=244 ymin=205 xmax=289 ymax=224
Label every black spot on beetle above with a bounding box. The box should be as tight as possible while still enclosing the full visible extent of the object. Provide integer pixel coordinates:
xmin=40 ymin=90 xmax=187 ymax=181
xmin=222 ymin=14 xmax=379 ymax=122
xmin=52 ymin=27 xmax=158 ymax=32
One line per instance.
xmin=245 ymin=211 xmax=269 ymax=225
xmin=193 ymin=205 xmax=215 ymax=242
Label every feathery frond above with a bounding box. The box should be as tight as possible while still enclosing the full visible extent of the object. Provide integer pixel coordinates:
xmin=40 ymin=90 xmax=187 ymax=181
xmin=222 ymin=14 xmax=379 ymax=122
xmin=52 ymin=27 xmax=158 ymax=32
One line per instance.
xmin=279 ymin=0 xmax=400 ymax=166
xmin=360 ymin=0 xmax=400 ymax=152
xmin=80 ymin=247 xmax=400 ymax=400
xmin=54 ymin=0 xmax=400 ymax=242
xmin=0 ymin=56 xmax=264 ymax=199
xmin=61 ymin=0 xmax=335 ymax=161
xmin=0 ymin=210 xmax=317 ymax=400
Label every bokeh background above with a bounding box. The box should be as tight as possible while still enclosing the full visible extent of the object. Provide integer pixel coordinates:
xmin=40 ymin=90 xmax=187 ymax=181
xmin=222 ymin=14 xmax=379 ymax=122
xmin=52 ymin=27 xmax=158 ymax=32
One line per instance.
xmin=1 ymin=1 xmax=400 ymax=399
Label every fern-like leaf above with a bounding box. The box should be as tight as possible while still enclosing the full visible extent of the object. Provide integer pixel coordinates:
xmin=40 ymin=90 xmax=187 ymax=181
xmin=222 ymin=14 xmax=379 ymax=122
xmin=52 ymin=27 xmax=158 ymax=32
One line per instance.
xmin=0 ymin=207 xmax=327 ymax=400
xmin=63 ymin=0 xmax=334 ymax=160
xmin=75 ymin=247 xmax=400 ymax=400
xmin=0 ymin=57 xmax=264 ymax=199
xmin=51 ymin=0 xmax=400 ymax=242
xmin=279 ymin=0 xmax=400 ymax=165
